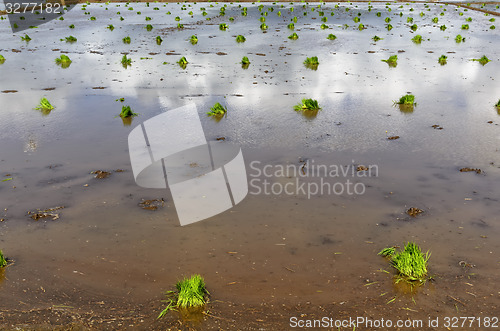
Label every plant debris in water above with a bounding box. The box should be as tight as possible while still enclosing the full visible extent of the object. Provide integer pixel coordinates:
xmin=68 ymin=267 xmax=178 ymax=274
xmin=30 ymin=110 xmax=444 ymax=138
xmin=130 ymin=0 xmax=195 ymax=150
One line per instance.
xmin=35 ymin=97 xmax=55 ymax=111
xmin=207 ymin=102 xmax=227 ymax=117
xmin=407 ymin=207 xmax=424 ymax=217
xmin=158 ymin=274 xmax=208 ymax=319
xmin=139 ymin=198 xmax=165 ymax=211
xmin=379 ymin=242 xmax=430 ymax=283
xmin=294 ymin=98 xmax=321 ymax=112
xmin=459 ymin=167 xmax=482 ymax=174
xmin=28 ymin=206 xmax=65 ymax=221
xmin=91 ymin=170 xmax=111 ymax=179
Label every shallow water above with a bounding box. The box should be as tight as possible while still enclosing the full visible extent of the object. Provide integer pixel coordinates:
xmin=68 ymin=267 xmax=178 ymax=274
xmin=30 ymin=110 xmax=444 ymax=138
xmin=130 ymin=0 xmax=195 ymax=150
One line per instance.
xmin=0 ymin=1 xmax=499 ymax=327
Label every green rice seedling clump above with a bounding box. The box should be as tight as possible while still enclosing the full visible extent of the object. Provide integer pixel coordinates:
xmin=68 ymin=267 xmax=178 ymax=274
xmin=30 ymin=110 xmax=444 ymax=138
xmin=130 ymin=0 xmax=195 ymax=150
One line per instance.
xmin=146 ymin=24 xmax=153 ymax=31
xmin=495 ymin=99 xmax=500 ymax=108
xmin=35 ymin=97 xmax=55 ymax=111
xmin=472 ymin=55 xmax=490 ymax=65
xmin=177 ymin=56 xmax=188 ymax=69
xmin=55 ymin=54 xmax=72 ymax=68
xmin=294 ymin=98 xmax=321 ymax=112
xmin=121 ymin=55 xmax=132 ymax=66
xmin=455 ymin=34 xmax=464 ymax=42
xmin=287 ymin=23 xmax=295 ymax=30
xmin=176 ymin=275 xmax=207 ymax=308
xmin=241 ymin=56 xmax=250 ymax=65
xmin=69 ymin=24 xmax=75 ymax=28
xmin=432 ymin=17 xmax=438 ymax=23
xmin=190 ymin=35 xmax=198 ymax=44
xmin=107 ymin=24 xmax=114 ymax=31
xmin=288 ymin=32 xmax=299 ymax=40
xmin=382 ymin=55 xmax=397 ymax=67
xmin=462 ymin=24 xmax=469 ymax=29
xmin=219 ymin=23 xmax=228 ymax=30
xmin=411 ymin=35 xmax=423 ymax=43
xmin=0 ymin=250 xmax=7 ymax=268
xmin=260 ymin=23 xmax=268 ymax=30
xmin=388 ymin=242 xmax=430 ymax=282
xmin=396 ymin=94 xmax=416 ymax=105
xmin=123 ymin=36 xmax=131 ymax=44
xmin=327 ymin=34 xmax=337 ymax=40
xmin=372 ymin=35 xmax=383 ymax=41
xmin=0 ymin=55 xmax=5 ymax=64
xmin=440 ymin=25 xmax=447 ymax=31
xmin=207 ymin=102 xmax=227 ymax=117
xmin=156 ymin=36 xmax=162 ymax=45
xmin=378 ymin=247 xmax=396 ymax=257
xmin=21 ymin=34 xmax=31 ymax=41
xmin=120 ymin=105 xmax=137 ymax=118
xmin=320 ymin=23 xmax=328 ymax=29
xmin=410 ymin=24 xmax=417 ymax=31
xmin=236 ymin=35 xmax=246 ymax=43
xmin=438 ymin=55 xmax=447 ymax=65
xmin=304 ymin=56 xmax=319 ymax=70
xmin=65 ymin=36 xmax=77 ymax=43
xmin=386 ymin=24 xmax=393 ymax=31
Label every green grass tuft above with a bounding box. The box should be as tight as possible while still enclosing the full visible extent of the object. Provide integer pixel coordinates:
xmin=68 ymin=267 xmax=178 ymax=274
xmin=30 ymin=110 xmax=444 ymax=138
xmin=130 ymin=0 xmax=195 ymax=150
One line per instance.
xmin=236 ymin=35 xmax=246 ymax=43
xmin=119 ymin=105 xmax=137 ymax=118
xmin=207 ymin=102 xmax=227 ymax=117
xmin=378 ymin=247 xmax=396 ymax=257
xmin=294 ymin=98 xmax=321 ymax=112
xmin=158 ymin=274 xmax=207 ymax=319
xmin=35 ymin=97 xmax=55 ymax=111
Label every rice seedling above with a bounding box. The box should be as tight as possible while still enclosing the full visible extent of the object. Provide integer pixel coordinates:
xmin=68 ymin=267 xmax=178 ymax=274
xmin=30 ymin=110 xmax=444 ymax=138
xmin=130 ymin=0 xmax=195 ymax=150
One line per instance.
xmin=411 ymin=34 xmax=423 ymax=43
xmin=90 ymin=16 xmax=96 ymax=21
xmin=386 ymin=24 xmax=393 ymax=31
xmin=385 ymin=17 xmax=391 ymax=23
xmin=260 ymin=16 xmax=265 ymax=22
xmin=381 ymin=55 xmax=397 ymax=67
xmin=175 ymin=16 xmax=181 ymax=21
xmin=241 ymin=56 xmax=251 ymax=69
xmin=293 ymin=16 xmax=298 ymax=23
xmin=461 ymin=24 xmax=469 ymax=30
xmin=145 ymin=16 xmax=152 ymax=21
xmin=395 ymin=94 xmax=416 ymax=106
xmin=260 ymin=23 xmax=268 ymax=30
xmin=410 ymin=24 xmax=417 ymax=31
xmin=69 ymin=24 xmax=75 ymax=29
xmin=495 ymin=99 xmax=500 ymax=109
xmin=21 ymin=34 xmax=31 ymax=41
xmin=358 ymin=23 xmax=365 ymax=30
xmin=207 ymin=102 xmax=227 ymax=117
xmin=156 ymin=36 xmax=163 ymax=45
xmin=177 ymin=23 xmax=184 ymax=29
xmin=465 ymin=17 xmax=472 ymax=22
xmin=158 ymin=274 xmax=208 ymax=319
xmin=190 ymin=35 xmax=198 ymax=45
xmin=321 ymin=17 xmax=327 ymax=22
xmin=304 ymin=56 xmax=319 ymax=70
xmin=353 ymin=17 xmax=360 ymax=23
xmin=376 ymin=12 xmax=381 ymax=17
xmin=320 ymin=23 xmax=328 ymax=29
xmin=471 ymin=55 xmax=490 ymax=65
xmin=491 ymin=25 xmax=496 ymax=30
xmin=0 ymin=250 xmax=7 ymax=268
xmin=236 ymin=35 xmax=246 ymax=43
xmin=107 ymin=24 xmax=114 ymax=31
xmin=119 ymin=105 xmax=138 ymax=118
xmin=121 ymin=55 xmax=132 ymax=67
xmin=432 ymin=17 xmax=438 ymax=23
xmin=177 ymin=56 xmax=188 ymax=69
xmin=287 ymin=23 xmax=295 ymax=30
xmin=455 ymin=34 xmax=464 ymax=43
xmin=219 ymin=23 xmax=228 ymax=30
xmin=327 ymin=34 xmax=337 ymax=40
xmin=407 ymin=17 xmax=413 ymax=23
xmin=35 ymin=97 xmax=55 ymax=111
xmin=145 ymin=24 xmax=153 ymax=31
xmin=0 ymin=55 xmax=4 ymax=64
xmin=438 ymin=54 xmax=447 ymax=65
xmin=294 ymin=98 xmax=321 ymax=112
xmin=372 ymin=35 xmax=383 ymax=42
xmin=379 ymin=242 xmax=430 ymax=283
xmin=440 ymin=25 xmax=447 ymax=31
xmin=64 ymin=36 xmax=77 ymax=43
xmin=123 ymin=36 xmax=131 ymax=44
xmin=55 ymin=54 xmax=72 ymax=68
xmin=288 ymin=32 xmax=299 ymax=40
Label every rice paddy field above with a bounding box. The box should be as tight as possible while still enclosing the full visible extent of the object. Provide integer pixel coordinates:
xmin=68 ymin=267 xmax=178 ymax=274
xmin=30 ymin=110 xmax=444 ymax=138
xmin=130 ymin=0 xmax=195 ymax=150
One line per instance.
xmin=0 ymin=0 xmax=499 ymax=329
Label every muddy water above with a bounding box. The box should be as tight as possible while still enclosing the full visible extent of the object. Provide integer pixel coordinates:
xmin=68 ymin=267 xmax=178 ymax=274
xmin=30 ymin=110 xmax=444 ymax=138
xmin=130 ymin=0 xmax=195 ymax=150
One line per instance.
xmin=0 ymin=1 xmax=499 ymax=328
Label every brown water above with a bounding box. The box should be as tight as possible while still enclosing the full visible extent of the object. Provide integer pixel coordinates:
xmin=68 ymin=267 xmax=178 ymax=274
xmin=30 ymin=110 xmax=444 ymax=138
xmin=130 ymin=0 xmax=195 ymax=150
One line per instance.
xmin=0 ymin=1 xmax=499 ymax=329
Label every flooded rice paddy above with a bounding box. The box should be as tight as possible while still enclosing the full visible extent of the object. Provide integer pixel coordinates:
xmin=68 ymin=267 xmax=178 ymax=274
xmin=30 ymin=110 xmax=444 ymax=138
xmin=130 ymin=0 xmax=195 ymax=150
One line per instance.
xmin=0 ymin=0 xmax=499 ymax=329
